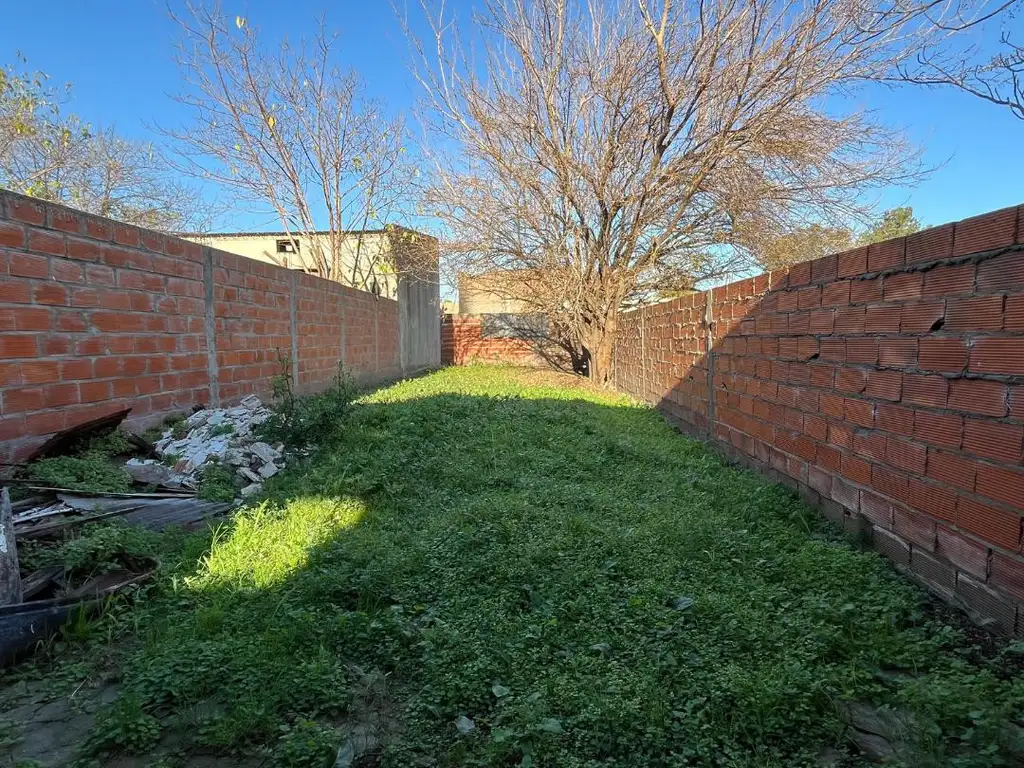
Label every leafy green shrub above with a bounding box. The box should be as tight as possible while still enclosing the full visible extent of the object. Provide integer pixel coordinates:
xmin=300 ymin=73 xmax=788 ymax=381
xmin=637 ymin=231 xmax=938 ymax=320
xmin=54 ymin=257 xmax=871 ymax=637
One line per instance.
xmin=23 ymin=454 xmax=132 ymax=493
xmin=259 ymin=357 xmax=355 ymax=452
xmin=273 ymin=720 xmax=341 ymax=768
xmin=197 ymin=462 xmax=236 ymax=502
xmin=57 ymin=523 xmax=157 ymax=578
xmin=88 ymin=696 xmax=161 ymax=754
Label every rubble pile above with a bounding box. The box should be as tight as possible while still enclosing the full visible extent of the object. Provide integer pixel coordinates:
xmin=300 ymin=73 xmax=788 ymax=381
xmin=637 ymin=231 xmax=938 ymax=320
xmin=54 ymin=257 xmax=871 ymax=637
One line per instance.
xmin=125 ymin=395 xmax=285 ymax=498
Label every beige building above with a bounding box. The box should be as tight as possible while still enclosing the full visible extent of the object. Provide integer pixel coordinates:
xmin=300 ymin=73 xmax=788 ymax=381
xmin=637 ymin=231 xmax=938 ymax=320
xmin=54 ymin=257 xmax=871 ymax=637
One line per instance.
xmin=185 ymin=228 xmax=436 ymax=300
xmin=457 ymin=271 xmax=534 ymax=314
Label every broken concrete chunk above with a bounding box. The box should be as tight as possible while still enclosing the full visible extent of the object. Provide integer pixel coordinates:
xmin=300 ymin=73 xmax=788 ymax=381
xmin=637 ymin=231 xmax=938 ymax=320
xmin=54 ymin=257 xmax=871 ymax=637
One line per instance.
xmin=240 ymin=395 xmax=262 ymax=410
xmin=124 ymin=459 xmax=176 ymax=486
xmin=240 ymin=483 xmax=263 ymax=498
xmin=224 ymin=449 xmax=247 ymax=466
xmin=258 ymin=462 xmax=280 ymax=479
xmin=250 ymin=442 xmax=281 ymax=464
xmin=238 ymin=467 xmax=263 ymax=484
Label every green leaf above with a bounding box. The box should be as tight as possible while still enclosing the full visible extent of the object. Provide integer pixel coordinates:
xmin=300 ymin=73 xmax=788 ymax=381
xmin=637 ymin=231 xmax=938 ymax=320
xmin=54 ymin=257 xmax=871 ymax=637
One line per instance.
xmin=537 ymin=718 xmax=563 ymax=734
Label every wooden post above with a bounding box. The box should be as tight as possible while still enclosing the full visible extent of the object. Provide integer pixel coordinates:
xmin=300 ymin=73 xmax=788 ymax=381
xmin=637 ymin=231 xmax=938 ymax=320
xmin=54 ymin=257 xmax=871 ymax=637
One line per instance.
xmin=0 ymin=488 xmax=22 ymax=605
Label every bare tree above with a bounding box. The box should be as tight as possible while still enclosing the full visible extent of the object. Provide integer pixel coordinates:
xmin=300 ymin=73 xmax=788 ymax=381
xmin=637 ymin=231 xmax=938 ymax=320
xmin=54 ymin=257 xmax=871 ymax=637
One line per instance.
xmin=0 ymin=59 xmax=208 ymax=232
xmin=899 ymin=32 xmax=1024 ymax=119
xmin=165 ymin=4 xmax=428 ymax=286
xmin=755 ymin=224 xmax=853 ymax=272
xmin=406 ymin=0 xmax=1014 ymax=384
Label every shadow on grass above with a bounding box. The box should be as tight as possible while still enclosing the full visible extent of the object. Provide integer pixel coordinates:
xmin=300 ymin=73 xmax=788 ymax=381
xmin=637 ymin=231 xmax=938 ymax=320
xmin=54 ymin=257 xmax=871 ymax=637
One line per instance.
xmin=7 ymin=372 xmax=1024 ymax=767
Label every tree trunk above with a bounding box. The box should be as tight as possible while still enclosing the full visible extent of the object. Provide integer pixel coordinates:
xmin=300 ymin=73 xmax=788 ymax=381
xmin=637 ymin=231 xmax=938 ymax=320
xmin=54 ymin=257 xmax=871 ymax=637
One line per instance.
xmin=0 ymin=488 xmax=22 ymax=606
xmin=585 ymin=311 xmax=618 ymax=387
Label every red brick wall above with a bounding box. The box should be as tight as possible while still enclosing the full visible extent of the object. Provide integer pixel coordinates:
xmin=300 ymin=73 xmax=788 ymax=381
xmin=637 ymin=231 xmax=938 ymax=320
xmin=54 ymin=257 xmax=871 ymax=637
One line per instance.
xmin=0 ymin=191 xmax=400 ymax=461
xmin=441 ymin=314 xmax=544 ymax=365
xmin=615 ymin=204 xmax=1024 ymax=636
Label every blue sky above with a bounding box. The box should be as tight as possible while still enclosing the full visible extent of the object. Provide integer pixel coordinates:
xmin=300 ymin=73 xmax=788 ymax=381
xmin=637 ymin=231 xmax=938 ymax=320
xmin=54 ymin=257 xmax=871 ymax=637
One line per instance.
xmin=2 ymin=0 xmax=1023 ymax=233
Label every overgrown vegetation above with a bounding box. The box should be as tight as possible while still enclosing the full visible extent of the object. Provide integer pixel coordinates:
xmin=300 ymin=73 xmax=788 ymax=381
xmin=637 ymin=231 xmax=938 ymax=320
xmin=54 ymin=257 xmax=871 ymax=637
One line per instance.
xmin=2 ymin=367 xmax=1022 ymax=767
xmin=22 ymin=455 xmax=131 ymax=494
xmin=258 ymin=356 xmax=356 ymax=453
xmin=196 ymin=461 xmax=236 ymax=502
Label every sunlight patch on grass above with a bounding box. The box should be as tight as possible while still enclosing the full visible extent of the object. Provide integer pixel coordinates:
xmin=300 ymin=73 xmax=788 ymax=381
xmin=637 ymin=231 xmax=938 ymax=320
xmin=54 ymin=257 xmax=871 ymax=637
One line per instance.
xmin=193 ymin=496 xmax=367 ymax=590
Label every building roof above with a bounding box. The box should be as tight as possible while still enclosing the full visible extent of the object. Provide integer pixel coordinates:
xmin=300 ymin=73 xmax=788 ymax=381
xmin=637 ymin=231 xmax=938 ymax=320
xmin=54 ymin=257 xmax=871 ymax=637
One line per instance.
xmin=182 ymin=225 xmax=433 ymax=240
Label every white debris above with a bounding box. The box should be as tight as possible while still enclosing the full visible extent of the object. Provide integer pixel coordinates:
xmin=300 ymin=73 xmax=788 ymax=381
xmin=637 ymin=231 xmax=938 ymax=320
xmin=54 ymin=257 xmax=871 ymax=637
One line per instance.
xmin=240 ymin=482 xmax=263 ymax=497
xmin=150 ymin=396 xmax=286 ymax=500
xmin=249 ymin=442 xmax=280 ymax=464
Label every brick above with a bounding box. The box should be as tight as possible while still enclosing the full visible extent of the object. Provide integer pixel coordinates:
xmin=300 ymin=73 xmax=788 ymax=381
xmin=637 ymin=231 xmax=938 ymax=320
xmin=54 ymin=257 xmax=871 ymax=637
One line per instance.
xmin=32 ymin=283 xmax=68 ymax=306
xmin=937 ymin=526 xmax=989 ymax=580
xmin=820 ymin=338 xmax=845 ymax=362
xmin=907 ymin=478 xmax=957 ymax=522
xmin=837 ymin=367 xmax=867 ymax=394
xmin=818 ymin=444 xmax=842 ymax=472
xmin=19 ymin=361 xmax=60 ymax=384
xmin=977 ymin=251 xmax=1024 ymax=291
xmin=873 ymin=527 xmax=911 ymax=567
xmin=811 ymin=254 xmax=838 ymax=284
xmin=849 ymin=278 xmax=882 ymax=304
xmin=66 ymin=237 xmax=102 ymax=262
xmin=59 ymin=359 xmax=92 ymax=380
xmin=906 ymin=224 xmax=954 ymax=264
xmin=834 ymin=306 xmax=865 ymax=334
xmin=970 ymin=338 xmax=1024 ymax=375
xmin=821 ymin=281 xmax=849 ymax=307
xmin=861 ymin=491 xmax=894 ymax=527
xmin=52 ymin=259 xmax=84 ymax=283
xmin=789 ymin=261 xmax=812 ymax=287
xmin=837 ymin=246 xmax=868 ymax=277
xmin=808 ymin=309 xmax=834 ymax=334
xmin=0 ymin=221 xmax=25 ymax=248
xmin=27 ymin=230 xmax=65 ymax=257
xmin=976 ymin=464 xmax=1024 ymax=509
xmin=958 ymin=498 xmax=1021 ymax=552
xmin=884 ymin=272 xmax=922 ymax=301
xmin=928 ymin=450 xmax=976 ymax=492
xmin=9 ymin=252 xmax=48 ymax=279
xmin=945 ymin=296 xmax=1003 ymax=331
xmin=845 ymin=337 xmax=878 ymax=364
xmin=49 ymin=207 xmax=80 ymax=234
xmin=866 ymin=369 xmax=902 ymax=402
xmin=900 ymin=300 xmax=945 ymax=334
xmin=923 ymin=262 xmax=974 ymax=296
xmin=809 ymin=466 xmax=832 ymax=496
xmin=902 ymin=374 xmax=947 ymax=408
xmin=868 ymin=238 xmax=905 ymax=272
xmin=797 ymin=285 xmax=821 ymax=309
xmin=0 ymin=335 xmax=37 ymax=358
xmin=42 ymin=383 xmax=80 ymax=408
xmin=0 ymin=279 xmax=31 ymax=304
xmin=841 ymin=455 xmax=873 ymax=485
xmin=894 ymin=506 xmax=937 ymax=551
xmin=809 ymin=363 xmax=834 ymax=388
xmin=914 ymin=411 xmax=962 ymax=449
xmin=832 ymin=476 xmax=860 ymax=510
xmin=79 ymin=380 xmax=112 ymax=403
xmin=879 ymin=339 xmax=918 ymax=368
xmin=910 ymin=548 xmax=956 ymax=594
xmin=777 ymin=291 xmax=799 ymax=312
xmin=854 ymin=431 xmax=887 ymax=461
xmin=864 ymin=304 xmax=901 ymax=333
xmin=955 ymin=573 xmax=1017 ymax=635
xmin=887 ymin=438 xmax=927 ymax=474
xmin=877 ymin=404 xmax=915 ymax=436
xmin=991 ymin=553 xmax=1024 ymax=600
xmin=820 ymin=393 xmax=845 ymax=418
xmin=949 ymin=378 xmax=1007 ymax=417
xmin=845 ymin=397 xmax=874 ymax=428
xmin=962 ymin=419 xmax=1023 ymax=463
xmin=7 ymin=197 xmax=45 ymax=225
xmin=1007 ymin=296 xmax=1024 ymax=330
xmin=919 ymin=339 xmax=968 ymax=374
xmin=3 ymin=387 xmax=44 ymax=413
xmin=1011 ymin=387 xmax=1024 ymax=419
xmin=11 ymin=307 xmax=50 ymax=331
xmin=953 ymin=207 xmax=1017 ymax=256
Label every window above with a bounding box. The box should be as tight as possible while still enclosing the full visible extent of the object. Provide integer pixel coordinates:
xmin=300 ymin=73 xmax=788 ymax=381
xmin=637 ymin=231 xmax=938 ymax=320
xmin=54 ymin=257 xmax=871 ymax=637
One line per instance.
xmin=276 ymin=238 xmax=299 ymax=254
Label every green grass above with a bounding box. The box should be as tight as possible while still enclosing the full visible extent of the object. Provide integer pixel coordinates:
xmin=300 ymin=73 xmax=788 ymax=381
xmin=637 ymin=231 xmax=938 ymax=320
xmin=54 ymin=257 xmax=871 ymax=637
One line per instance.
xmin=4 ymin=365 xmax=1023 ymax=767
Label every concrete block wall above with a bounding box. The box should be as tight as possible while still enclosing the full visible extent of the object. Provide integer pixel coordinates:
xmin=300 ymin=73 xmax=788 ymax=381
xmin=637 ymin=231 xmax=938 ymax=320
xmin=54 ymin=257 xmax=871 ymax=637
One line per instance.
xmin=615 ymin=204 xmax=1024 ymax=636
xmin=0 ymin=190 xmax=402 ymax=461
